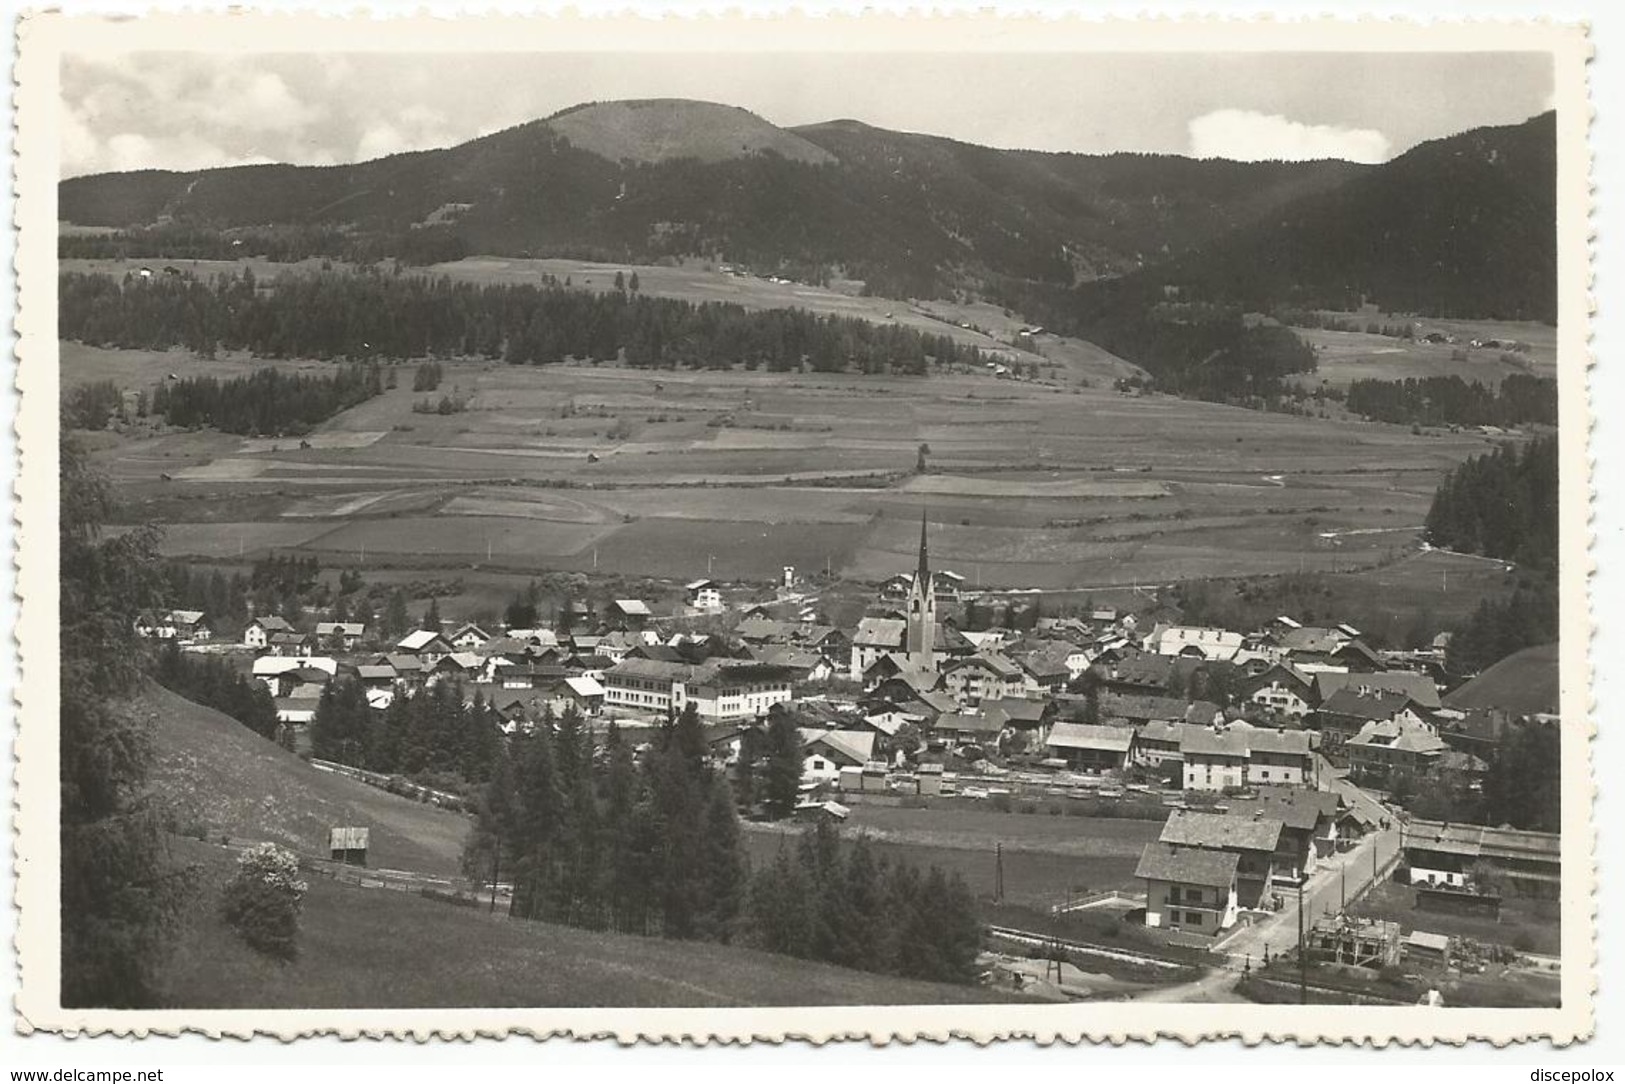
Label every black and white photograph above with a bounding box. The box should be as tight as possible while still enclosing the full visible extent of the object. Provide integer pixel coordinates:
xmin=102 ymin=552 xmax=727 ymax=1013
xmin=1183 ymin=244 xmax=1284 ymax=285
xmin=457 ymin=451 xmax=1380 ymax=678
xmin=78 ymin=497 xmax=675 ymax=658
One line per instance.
xmin=11 ymin=11 xmax=1595 ymax=1046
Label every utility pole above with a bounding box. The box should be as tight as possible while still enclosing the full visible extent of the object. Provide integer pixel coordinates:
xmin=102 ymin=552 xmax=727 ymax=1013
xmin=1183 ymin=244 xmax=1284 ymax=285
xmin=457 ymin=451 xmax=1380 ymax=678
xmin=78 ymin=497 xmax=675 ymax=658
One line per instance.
xmin=489 ymin=833 xmax=500 ymax=914
xmin=994 ymin=842 xmax=1005 ymax=903
xmin=1298 ymin=874 xmax=1308 ymax=1005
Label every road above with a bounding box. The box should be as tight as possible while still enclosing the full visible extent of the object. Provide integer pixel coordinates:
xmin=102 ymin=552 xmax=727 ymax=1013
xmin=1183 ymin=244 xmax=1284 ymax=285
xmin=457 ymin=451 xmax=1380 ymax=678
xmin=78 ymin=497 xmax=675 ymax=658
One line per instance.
xmin=1215 ymin=819 xmax=1402 ymax=965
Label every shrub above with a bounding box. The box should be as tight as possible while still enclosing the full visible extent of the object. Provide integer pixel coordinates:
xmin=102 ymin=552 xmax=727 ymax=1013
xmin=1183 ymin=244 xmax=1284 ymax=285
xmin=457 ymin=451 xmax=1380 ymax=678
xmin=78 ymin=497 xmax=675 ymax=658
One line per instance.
xmin=220 ymin=842 xmax=307 ymax=961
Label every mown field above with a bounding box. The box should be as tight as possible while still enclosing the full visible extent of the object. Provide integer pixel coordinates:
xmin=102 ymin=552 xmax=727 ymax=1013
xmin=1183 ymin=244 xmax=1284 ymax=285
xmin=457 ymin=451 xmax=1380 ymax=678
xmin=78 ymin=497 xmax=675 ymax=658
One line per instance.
xmin=70 ymin=332 xmax=1510 ymax=591
xmin=742 ymin=804 xmax=1162 ymax=910
xmin=1290 ymin=309 xmax=1556 ymax=390
xmin=162 ymin=837 xmax=1022 ymax=1008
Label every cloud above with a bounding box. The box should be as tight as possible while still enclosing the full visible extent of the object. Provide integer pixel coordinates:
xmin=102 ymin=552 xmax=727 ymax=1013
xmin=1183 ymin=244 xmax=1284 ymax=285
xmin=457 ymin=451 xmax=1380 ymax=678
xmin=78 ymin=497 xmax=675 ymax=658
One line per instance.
xmin=1188 ymin=109 xmax=1391 ymax=164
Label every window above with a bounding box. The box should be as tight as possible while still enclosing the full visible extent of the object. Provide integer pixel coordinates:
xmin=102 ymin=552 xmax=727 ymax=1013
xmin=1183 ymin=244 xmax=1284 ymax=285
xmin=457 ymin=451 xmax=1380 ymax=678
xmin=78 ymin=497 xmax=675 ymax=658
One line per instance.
xmin=1186 ymin=912 xmax=1203 ymax=926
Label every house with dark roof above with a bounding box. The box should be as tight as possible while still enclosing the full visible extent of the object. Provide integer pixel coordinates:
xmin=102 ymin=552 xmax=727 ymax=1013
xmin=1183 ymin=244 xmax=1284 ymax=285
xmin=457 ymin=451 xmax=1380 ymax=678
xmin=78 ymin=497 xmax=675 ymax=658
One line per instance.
xmin=1401 ymin=819 xmax=1560 ymax=898
xmin=1159 ymin=810 xmax=1283 ymax=908
xmin=268 ymin=630 xmax=314 ymax=657
xmin=1101 ymin=693 xmax=1218 ymax=727
xmin=1224 ymin=785 xmax=1342 ymax=882
xmin=1180 ymin=725 xmax=1252 ymax=791
xmin=1314 ymin=670 xmax=1442 ymax=711
xmin=940 ymin=652 xmax=1024 ymax=708
xmin=933 ymin=711 xmax=1004 ymax=748
xmin=1314 ymin=688 xmax=1424 ymax=764
xmin=1239 ymin=662 xmax=1317 ymax=720
xmin=1135 ymin=843 xmax=1240 ymax=935
xmin=243 ymin=615 xmax=294 ymax=650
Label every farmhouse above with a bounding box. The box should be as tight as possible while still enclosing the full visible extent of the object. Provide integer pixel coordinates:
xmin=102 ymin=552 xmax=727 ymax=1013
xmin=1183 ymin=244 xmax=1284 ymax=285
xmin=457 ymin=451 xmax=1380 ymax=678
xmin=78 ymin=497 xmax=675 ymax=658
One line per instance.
xmin=316 ymin=621 xmax=367 ymax=651
xmin=243 ymin=615 xmax=294 ymax=650
xmin=448 ymin=622 xmax=491 ymax=650
xmin=1159 ymin=810 xmax=1282 ymax=908
xmin=1244 ymin=728 xmax=1317 ymax=787
xmin=1314 ymin=670 xmax=1441 ymax=712
xmin=1135 ymin=843 xmax=1240 ymax=935
xmin=933 ymin=711 xmax=1003 ymax=749
xmin=268 ymin=630 xmax=314 ymax=657
xmin=1239 ymin=662 xmax=1316 ymax=719
xmin=396 ymin=630 xmax=453 ymax=665
xmin=168 ymin=610 xmax=212 ymax=642
xmin=686 ymin=579 xmax=723 ymax=613
xmin=1043 ymin=722 xmax=1134 ymax=773
xmin=1102 ymin=693 xmax=1219 ymax=727
xmin=609 ymin=599 xmax=654 ymax=629
xmin=799 ymin=728 xmax=877 ymax=784
xmin=940 ymin=652 xmax=1025 ymax=708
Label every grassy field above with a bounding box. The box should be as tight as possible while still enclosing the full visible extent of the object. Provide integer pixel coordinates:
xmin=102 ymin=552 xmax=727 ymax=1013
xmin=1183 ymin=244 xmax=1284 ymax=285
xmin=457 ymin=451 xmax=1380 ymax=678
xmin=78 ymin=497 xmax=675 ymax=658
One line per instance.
xmin=742 ymin=805 xmax=1162 ymax=909
xmin=1290 ymin=310 xmax=1556 ymax=390
xmin=144 ymin=682 xmax=471 ymax=876
xmin=79 ymin=346 xmax=1510 ymax=591
xmin=161 ymin=837 xmax=1023 ymax=1008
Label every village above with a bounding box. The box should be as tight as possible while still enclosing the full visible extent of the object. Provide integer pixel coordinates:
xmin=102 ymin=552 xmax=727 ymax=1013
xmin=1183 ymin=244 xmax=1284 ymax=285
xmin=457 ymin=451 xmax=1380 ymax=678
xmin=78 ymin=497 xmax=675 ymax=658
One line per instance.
xmin=134 ymin=510 xmax=1561 ymax=1005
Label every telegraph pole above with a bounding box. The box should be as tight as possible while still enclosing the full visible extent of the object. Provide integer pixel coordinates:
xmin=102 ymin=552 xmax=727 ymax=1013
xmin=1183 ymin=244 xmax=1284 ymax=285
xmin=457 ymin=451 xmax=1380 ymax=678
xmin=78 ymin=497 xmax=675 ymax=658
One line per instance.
xmin=994 ymin=842 xmax=1005 ymax=903
xmin=489 ymin=833 xmax=501 ymax=914
xmin=1298 ymin=874 xmax=1308 ymax=1004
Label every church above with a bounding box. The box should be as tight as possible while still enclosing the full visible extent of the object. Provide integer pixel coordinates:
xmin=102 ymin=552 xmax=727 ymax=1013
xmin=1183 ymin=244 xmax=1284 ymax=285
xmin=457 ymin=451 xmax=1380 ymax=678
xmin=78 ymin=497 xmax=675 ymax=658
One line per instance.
xmin=848 ymin=513 xmax=972 ymax=682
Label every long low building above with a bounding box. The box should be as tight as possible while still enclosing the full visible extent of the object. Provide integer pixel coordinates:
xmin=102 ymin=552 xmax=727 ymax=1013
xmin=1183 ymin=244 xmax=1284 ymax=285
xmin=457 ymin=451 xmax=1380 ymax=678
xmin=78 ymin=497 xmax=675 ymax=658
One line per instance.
xmin=1401 ymin=819 xmax=1561 ymax=897
xmin=602 ymin=657 xmax=794 ymax=721
xmin=1044 ymin=722 xmax=1134 ymax=773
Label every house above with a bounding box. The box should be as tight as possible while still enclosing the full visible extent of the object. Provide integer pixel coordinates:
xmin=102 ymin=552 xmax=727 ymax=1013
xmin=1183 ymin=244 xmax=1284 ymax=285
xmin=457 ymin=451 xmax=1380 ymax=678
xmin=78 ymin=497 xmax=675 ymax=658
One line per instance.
xmin=1135 ymin=843 xmax=1240 ymax=935
xmin=1134 ymin=719 xmax=1197 ymax=767
xmin=356 ymin=663 xmax=397 ymax=691
xmin=1101 ymin=693 xmax=1219 ymax=727
xmin=561 ymin=675 xmax=606 ymax=717
xmin=1314 ymin=670 xmax=1442 ymax=712
xmin=132 ymin=610 xmax=177 ymax=640
xmin=933 ymin=711 xmax=1004 ymax=749
xmin=1238 ymin=662 xmax=1316 ymax=719
xmin=751 ymin=646 xmax=837 ymax=684
xmin=982 ymin=697 xmax=1048 ymax=734
xmin=273 ymin=698 xmax=319 ymax=726
xmin=1012 ymin=642 xmax=1075 ymax=695
xmin=396 ymin=630 xmax=453 ymax=665
xmin=428 ymin=651 xmax=484 ymax=686
xmin=686 ymin=579 xmax=724 ymax=613
xmin=1243 ymin=728 xmax=1317 ymax=787
xmin=448 ymin=622 xmax=491 ymax=651
xmin=382 ymin=653 xmax=427 ymax=688
xmin=602 ymin=657 xmax=694 ymax=715
xmin=315 ymin=621 xmax=367 ymax=652
xmin=1159 ymin=810 xmax=1282 ymax=908
xmin=940 ymin=652 xmax=1024 ymax=708
xmin=609 ymin=599 xmax=653 ymax=629
xmin=1225 ymin=786 xmax=1341 ymax=882
xmin=1345 ymin=714 xmax=1448 ymax=785
xmin=243 ymin=615 xmax=294 ymax=650
xmin=799 ymin=728 xmax=877 ymax=783
xmin=1314 ymin=688 xmax=1423 ymax=764
xmin=168 ymin=610 xmax=212 ymax=642
xmin=1144 ymin=625 xmax=1243 ymax=662
xmin=1180 ymin=725 xmax=1251 ymax=792
xmin=1044 ymin=722 xmax=1134 ymax=773
xmin=268 ymin=630 xmax=314 ymax=657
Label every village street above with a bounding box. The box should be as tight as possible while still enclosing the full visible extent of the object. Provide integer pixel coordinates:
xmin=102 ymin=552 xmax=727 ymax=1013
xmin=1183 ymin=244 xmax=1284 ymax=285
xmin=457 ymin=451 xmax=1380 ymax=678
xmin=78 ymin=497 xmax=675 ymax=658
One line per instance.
xmin=1213 ymin=822 xmax=1403 ymax=967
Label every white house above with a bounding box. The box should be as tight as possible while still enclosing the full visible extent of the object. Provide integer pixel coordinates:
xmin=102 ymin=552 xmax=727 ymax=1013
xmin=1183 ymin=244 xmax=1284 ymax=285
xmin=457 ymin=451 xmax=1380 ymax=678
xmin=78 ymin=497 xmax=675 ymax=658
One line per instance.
xmin=686 ymin=579 xmax=724 ymax=614
xmin=243 ymin=615 xmax=294 ymax=650
xmin=798 ymin=728 xmax=876 ymax=784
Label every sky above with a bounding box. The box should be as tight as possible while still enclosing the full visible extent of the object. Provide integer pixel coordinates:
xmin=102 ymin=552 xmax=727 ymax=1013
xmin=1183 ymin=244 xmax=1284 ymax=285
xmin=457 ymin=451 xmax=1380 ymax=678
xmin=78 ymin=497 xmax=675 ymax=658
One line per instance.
xmin=59 ymin=51 xmax=1555 ymax=178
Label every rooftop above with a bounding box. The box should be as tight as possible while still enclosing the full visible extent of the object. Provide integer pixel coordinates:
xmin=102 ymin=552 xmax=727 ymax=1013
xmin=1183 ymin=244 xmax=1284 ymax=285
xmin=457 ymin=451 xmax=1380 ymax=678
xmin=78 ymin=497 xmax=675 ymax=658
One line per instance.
xmin=1134 ymin=842 xmax=1241 ymax=888
xmin=1160 ymin=809 xmax=1284 ymax=853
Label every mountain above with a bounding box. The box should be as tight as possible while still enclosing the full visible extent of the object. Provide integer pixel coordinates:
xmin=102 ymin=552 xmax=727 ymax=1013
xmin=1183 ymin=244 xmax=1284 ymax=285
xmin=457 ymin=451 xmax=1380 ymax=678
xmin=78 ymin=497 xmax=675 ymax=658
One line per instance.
xmin=1111 ymin=112 xmax=1558 ymax=321
xmin=545 ymin=99 xmax=837 ymax=165
xmin=59 ymin=97 xmax=1365 ymax=298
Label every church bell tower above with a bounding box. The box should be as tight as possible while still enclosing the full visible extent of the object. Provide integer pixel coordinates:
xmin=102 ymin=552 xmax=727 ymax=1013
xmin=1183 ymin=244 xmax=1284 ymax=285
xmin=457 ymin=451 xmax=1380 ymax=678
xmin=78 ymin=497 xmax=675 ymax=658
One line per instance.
xmin=905 ymin=510 xmax=937 ymax=669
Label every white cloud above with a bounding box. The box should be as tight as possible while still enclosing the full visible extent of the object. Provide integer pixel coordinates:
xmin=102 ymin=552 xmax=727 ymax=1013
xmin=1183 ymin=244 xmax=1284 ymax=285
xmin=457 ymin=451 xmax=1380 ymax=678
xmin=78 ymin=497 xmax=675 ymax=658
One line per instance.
xmin=1188 ymin=109 xmax=1391 ymax=164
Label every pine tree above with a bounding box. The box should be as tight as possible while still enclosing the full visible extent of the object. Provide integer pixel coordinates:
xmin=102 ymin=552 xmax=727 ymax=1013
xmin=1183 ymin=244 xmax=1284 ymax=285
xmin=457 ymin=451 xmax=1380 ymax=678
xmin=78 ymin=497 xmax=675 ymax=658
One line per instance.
xmin=761 ymin=711 xmax=803 ymax=820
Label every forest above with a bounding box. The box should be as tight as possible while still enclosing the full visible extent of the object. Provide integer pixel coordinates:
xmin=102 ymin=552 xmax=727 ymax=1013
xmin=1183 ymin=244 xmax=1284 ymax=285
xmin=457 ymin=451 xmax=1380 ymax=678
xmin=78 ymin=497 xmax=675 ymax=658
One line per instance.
xmin=58 ymin=268 xmax=992 ymax=375
xmin=451 ymin=701 xmax=983 ymax=983
xmin=1345 ymin=374 xmax=1557 ymax=429
xmin=147 ymin=363 xmax=383 ymax=436
xmin=1424 ymin=435 xmax=1558 ymax=570
xmin=151 ymin=642 xmax=279 ymax=742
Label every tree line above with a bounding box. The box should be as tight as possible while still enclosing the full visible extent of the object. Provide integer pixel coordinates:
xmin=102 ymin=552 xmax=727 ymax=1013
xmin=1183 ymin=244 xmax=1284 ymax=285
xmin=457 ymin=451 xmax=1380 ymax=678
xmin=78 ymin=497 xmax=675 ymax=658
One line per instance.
xmin=151 ymin=642 xmax=278 ymax=741
xmin=1445 ymin=583 xmax=1558 ymax=677
xmin=460 ymin=703 xmax=984 ymax=983
xmin=59 ymin=267 xmax=992 ymax=375
xmin=148 ymin=363 xmax=383 ymax=437
xmin=60 ymin=222 xmax=467 ymax=266
xmin=1345 ymin=374 xmax=1556 ymax=429
xmin=310 ymin=677 xmax=502 ymax=790
xmin=1424 ymin=435 xmax=1558 ymax=570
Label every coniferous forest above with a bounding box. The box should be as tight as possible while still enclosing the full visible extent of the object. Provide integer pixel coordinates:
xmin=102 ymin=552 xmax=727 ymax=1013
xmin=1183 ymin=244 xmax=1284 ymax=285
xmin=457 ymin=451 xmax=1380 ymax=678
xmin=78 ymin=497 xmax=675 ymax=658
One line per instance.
xmin=453 ymin=702 xmax=983 ymax=983
xmin=1345 ymin=373 xmax=1557 ymax=429
xmin=1424 ymin=435 xmax=1558 ymax=569
xmin=150 ymin=364 xmax=384 ymax=436
xmin=58 ymin=268 xmax=992 ymax=375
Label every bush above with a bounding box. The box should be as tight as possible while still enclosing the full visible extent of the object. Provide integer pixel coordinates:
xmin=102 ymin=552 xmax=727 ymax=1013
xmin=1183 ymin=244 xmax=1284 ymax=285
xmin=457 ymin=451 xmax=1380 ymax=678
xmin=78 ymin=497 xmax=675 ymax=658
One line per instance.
xmin=220 ymin=843 xmax=307 ymax=961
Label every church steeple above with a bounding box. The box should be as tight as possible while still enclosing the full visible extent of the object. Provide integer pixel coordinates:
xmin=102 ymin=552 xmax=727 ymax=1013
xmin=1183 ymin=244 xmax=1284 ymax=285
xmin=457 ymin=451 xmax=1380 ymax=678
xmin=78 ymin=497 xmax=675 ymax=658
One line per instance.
xmin=905 ymin=508 xmax=937 ymax=669
xmin=916 ymin=508 xmax=930 ymax=583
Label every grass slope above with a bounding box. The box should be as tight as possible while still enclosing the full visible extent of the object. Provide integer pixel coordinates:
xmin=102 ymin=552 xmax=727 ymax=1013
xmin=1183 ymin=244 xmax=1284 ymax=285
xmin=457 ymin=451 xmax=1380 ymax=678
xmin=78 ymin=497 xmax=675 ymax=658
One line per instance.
xmin=143 ymin=682 xmax=470 ymax=876
xmin=163 ymin=836 xmax=1020 ymax=1007
xmin=1441 ymin=642 xmax=1560 ymax=714
xmin=545 ymin=99 xmax=837 ymax=166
